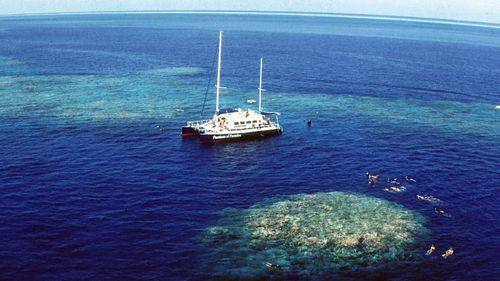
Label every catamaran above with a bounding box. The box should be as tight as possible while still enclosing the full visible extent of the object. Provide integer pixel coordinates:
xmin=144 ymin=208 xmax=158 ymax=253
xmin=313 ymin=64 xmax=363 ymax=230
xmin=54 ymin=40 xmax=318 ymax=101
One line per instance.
xmin=181 ymin=31 xmax=282 ymax=143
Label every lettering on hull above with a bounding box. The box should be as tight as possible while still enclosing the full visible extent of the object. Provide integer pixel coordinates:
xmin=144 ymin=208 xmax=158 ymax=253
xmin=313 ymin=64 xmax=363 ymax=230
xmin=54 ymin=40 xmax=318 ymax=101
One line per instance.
xmin=212 ymin=134 xmax=242 ymax=140
xmin=200 ymin=129 xmax=282 ymax=143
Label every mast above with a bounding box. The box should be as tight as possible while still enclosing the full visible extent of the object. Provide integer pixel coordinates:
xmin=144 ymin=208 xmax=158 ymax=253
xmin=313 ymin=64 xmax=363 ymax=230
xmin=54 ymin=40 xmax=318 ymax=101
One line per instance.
xmin=258 ymin=58 xmax=263 ymax=113
xmin=215 ymin=31 xmax=223 ymax=114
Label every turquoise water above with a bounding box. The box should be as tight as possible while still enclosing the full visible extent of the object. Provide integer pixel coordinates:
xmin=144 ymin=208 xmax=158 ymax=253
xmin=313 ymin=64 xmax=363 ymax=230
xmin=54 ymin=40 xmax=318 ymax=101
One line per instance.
xmin=1 ymin=63 xmax=497 ymax=139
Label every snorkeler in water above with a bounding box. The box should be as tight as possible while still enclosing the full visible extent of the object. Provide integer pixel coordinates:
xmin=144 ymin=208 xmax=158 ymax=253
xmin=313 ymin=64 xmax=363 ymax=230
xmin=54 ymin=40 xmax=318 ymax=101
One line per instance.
xmin=368 ymin=175 xmax=380 ymax=186
xmin=425 ymin=244 xmax=436 ymax=255
xmin=434 ymin=207 xmax=450 ymax=217
xmin=405 ymin=176 xmax=417 ymax=183
xmin=417 ymin=195 xmax=442 ymax=203
xmin=442 ymin=248 xmax=454 ymax=259
xmin=155 ymin=125 xmax=166 ymax=132
xmin=387 ymin=177 xmax=398 ymax=183
xmin=435 ymin=207 xmax=444 ymax=214
xmin=384 ymin=186 xmax=406 ymax=193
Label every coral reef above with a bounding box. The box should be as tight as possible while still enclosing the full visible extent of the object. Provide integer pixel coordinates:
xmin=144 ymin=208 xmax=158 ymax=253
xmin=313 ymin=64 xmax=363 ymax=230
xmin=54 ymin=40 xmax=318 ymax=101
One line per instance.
xmin=200 ymin=192 xmax=429 ymax=279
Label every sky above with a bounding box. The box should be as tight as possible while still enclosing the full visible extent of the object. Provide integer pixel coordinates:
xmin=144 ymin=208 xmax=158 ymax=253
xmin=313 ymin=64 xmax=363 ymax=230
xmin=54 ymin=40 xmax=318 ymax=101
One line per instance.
xmin=1 ymin=0 xmax=499 ymax=24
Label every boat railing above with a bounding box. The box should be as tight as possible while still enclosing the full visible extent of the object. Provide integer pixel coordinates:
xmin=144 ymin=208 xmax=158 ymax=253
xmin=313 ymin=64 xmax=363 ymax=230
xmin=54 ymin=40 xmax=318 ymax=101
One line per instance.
xmin=263 ymin=115 xmax=280 ymax=127
xmin=186 ymin=119 xmax=211 ymax=127
xmin=203 ymin=123 xmax=279 ymax=133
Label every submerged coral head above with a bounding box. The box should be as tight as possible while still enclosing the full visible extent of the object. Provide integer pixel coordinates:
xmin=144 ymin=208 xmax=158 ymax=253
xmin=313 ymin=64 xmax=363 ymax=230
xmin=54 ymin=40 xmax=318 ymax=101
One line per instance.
xmin=202 ymin=191 xmax=429 ymax=279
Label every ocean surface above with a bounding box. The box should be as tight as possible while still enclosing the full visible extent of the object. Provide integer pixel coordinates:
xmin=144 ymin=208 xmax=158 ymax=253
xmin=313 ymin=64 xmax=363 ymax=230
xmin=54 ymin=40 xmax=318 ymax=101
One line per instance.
xmin=0 ymin=12 xmax=499 ymax=280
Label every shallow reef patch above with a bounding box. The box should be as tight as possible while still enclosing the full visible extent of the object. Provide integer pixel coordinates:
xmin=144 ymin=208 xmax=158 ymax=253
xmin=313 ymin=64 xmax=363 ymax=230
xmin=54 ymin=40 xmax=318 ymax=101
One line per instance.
xmin=200 ymin=192 xmax=429 ymax=280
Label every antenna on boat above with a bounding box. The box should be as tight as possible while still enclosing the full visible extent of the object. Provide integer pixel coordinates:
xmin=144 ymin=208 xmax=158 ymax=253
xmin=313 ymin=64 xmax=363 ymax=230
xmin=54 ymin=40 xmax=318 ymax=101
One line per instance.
xmin=258 ymin=57 xmax=265 ymax=113
xmin=215 ymin=30 xmax=223 ymax=114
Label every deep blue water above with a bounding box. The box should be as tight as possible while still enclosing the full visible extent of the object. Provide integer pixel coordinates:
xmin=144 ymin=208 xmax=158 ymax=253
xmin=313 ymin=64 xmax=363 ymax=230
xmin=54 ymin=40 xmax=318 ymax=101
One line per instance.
xmin=0 ymin=13 xmax=499 ymax=280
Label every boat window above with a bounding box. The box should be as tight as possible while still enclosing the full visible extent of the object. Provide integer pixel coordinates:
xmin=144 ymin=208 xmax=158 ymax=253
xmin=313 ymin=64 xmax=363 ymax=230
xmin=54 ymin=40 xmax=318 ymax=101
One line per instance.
xmin=252 ymin=120 xmax=257 ymax=123
xmin=246 ymin=121 xmax=251 ymax=124
xmin=234 ymin=122 xmax=239 ymax=125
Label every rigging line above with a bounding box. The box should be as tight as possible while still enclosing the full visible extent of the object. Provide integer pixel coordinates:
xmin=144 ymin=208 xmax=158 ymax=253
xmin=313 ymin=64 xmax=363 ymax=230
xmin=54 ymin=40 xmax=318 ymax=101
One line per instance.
xmin=200 ymin=41 xmax=219 ymax=119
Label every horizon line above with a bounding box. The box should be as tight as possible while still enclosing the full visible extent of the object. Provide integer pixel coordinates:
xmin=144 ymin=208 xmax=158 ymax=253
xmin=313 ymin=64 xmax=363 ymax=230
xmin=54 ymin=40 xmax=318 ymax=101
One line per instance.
xmin=2 ymin=10 xmax=500 ymax=30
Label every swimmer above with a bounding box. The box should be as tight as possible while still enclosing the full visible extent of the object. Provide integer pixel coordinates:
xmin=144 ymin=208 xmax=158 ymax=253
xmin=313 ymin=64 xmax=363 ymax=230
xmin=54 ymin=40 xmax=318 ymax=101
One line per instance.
xmin=435 ymin=207 xmax=445 ymax=214
xmin=434 ymin=207 xmax=450 ymax=217
xmin=264 ymin=262 xmax=283 ymax=269
xmin=387 ymin=177 xmax=399 ymax=183
xmin=425 ymin=244 xmax=436 ymax=256
xmin=394 ymin=185 xmax=406 ymax=192
xmin=417 ymin=194 xmax=442 ymax=203
xmin=368 ymin=175 xmax=380 ymax=186
xmin=366 ymin=173 xmax=380 ymax=185
xmin=384 ymin=186 xmax=406 ymax=193
xmin=442 ymin=248 xmax=454 ymax=259
xmin=405 ymin=176 xmax=417 ymax=183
